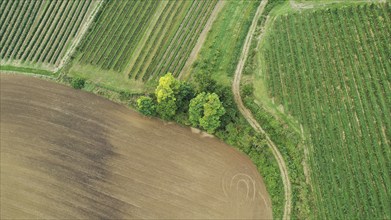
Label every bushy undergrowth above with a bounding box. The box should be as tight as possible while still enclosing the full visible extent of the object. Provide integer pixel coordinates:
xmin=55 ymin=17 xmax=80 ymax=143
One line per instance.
xmin=243 ymin=85 xmax=311 ymax=219
xmin=70 ymin=77 xmax=86 ymax=89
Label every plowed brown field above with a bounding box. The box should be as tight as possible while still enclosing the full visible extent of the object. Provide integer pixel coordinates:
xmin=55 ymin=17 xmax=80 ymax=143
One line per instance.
xmin=0 ymin=74 xmax=272 ymax=219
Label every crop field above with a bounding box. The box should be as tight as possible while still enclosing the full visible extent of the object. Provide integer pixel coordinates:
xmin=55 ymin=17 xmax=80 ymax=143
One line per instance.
xmin=74 ymin=0 xmax=218 ymax=81
xmin=0 ymin=0 xmax=98 ymax=70
xmin=260 ymin=3 xmax=390 ymax=219
xmin=0 ymin=74 xmax=272 ymax=219
xmin=3 ymin=0 xmax=391 ymax=219
xmin=189 ymin=0 xmax=260 ymax=83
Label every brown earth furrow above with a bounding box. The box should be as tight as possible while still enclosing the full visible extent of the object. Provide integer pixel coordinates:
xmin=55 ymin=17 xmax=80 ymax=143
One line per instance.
xmin=1 ymin=74 xmax=272 ymax=219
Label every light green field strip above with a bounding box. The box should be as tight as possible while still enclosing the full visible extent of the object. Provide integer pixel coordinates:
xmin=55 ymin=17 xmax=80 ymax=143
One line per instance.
xmin=127 ymin=1 xmax=179 ymax=79
xmin=123 ymin=0 xmax=169 ymax=77
xmin=0 ymin=65 xmax=56 ymax=77
xmin=131 ymin=1 xmax=190 ymax=80
xmin=154 ymin=0 xmax=218 ymax=80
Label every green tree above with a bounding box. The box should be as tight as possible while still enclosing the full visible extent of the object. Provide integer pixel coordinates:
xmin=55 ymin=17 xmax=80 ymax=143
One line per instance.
xmin=176 ymin=81 xmax=195 ymax=113
xmin=137 ymin=96 xmax=156 ymax=116
xmin=156 ymin=98 xmax=177 ymax=120
xmin=192 ymin=71 xmax=217 ymax=93
xmin=214 ymin=84 xmax=238 ymax=127
xmin=70 ymin=77 xmax=85 ymax=89
xmin=200 ymin=93 xmax=226 ymax=133
xmin=155 ymin=73 xmax=180 ymax=119
xmin=155 ymin=73 xmax=179 ymax=103
xmin=189 ymin=92 xmax=225 ymax=133
xmin=189 ymin=92 xmax=207 ymax=126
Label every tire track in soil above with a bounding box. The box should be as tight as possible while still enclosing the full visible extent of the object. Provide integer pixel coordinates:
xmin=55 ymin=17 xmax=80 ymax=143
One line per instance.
xmin=231 ymin=0 xmax=292 ymax=219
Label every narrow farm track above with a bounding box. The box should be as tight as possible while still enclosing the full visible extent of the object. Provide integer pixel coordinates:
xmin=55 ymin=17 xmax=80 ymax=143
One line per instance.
xmin=232 ymin=1 xmax=292 ymax=219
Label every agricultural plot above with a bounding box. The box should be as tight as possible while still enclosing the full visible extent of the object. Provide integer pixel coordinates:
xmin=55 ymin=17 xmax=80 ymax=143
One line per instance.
xmin=74 ymin=0 xmax=218 ymax=81
xmin=1 ymin=74 xmax=272 ymax=219
xmin=260 ymin=3 xmax=390 ymax=219
xmin=0 ymin=0 xmax=98 ymax=70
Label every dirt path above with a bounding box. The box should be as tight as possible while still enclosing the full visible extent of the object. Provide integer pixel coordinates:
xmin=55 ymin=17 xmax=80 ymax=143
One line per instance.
xmin=231 ymin=0 xmax=292 ymax=219
xmin=178 ymin=0 xmax=225 ymax=80
xmin=56 ymin=0 xmax=103 ymax=71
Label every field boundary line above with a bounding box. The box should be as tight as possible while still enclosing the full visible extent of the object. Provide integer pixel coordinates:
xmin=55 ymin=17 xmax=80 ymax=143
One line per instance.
xmin=289 ymin=0 xmax=386 ymax=10
xmin=56 ymin=0 xmax=104 ymax=71
xmin=231 ymin=0 xmax=292 ymax=219
xmin=178 ymin=0 xmax=225 ymax=80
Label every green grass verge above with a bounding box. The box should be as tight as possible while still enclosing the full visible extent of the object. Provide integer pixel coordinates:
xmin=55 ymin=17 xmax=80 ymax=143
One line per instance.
xmin=0 ymin=65 xmax=57 ymax=77
xmin=188 ymin=0 xmax=261 ymax=84
xmin=66 ymin=62 xmax=151 ymax=94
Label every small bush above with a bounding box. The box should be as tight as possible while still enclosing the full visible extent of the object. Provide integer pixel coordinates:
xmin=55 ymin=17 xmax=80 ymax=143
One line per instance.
xmin=119 ymin=90 xmax=132 ymax=101
xmin=137 ymin=96 xmax=156 ymax=116
xmin=71 ymin=77 xmax=85 ymax=89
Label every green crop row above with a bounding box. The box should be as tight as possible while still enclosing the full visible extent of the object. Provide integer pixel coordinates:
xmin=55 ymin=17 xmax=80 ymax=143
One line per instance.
xmin=53 ymin=1 xmax=90 ymax=65
xmin=131 ymin=1 xmax=190 ymax=80
xmin=4 ymin=1 xmax=41 ymax=60
xmin=0 ymin=0 xmax=92 ymax=68
xmin=136 ymin=0 xmax=193 ymax=80
xmin=1 ymin=1 xmax=32 ymax=58
xmin=78 ymin=1 xmax=159 ymax=72
xmin=148 ymin=0 xmax=218 ymax=81
xmin=72 ymin=0 xmax=218 ymax=82
xmin=261 ymin=3 xmax=390 ymax=219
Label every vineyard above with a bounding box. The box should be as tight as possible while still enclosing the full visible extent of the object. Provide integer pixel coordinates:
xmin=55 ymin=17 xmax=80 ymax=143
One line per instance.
xmin=260 ymin=3 xmax=390 ymax=219
xmin=0 ymin=0 xmax=98 ymax=70
xmin=74 ymin=0 xmax=218 ymax=81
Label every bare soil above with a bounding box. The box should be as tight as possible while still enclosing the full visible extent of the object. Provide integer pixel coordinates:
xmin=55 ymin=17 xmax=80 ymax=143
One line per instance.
xmin=0 ymin=74 xmax=272 ymax=219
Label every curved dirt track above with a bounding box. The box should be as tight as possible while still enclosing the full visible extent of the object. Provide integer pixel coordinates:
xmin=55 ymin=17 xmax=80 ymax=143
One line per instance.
xmin=0 ymin=74 xmax=272 ymax=219
xmin=232 ymin=0 xmax=292 ymax=219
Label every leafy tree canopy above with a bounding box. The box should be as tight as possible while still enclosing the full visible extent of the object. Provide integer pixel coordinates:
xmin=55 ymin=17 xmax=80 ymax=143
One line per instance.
xmin=189 ymin=92 xmax=225 ymax=133
xmin=155 ymin=73 xmax=180 ymax=103
xmin=137 ymin=96 xmax=156 ymax=116
xmin=154 ymin=73 xmax=180 ymax=119
xmin=156 ymin=98 xmax=177 ymax=120
xmin=189 ymin=92 xmax=207 ymax=127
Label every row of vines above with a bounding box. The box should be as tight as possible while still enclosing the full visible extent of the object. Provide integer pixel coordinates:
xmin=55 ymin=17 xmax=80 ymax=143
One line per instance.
xmin=75 ymin=0 xmax=217 ymax=81
xmin=262 ymin=3 xmax=390 ymax=219
xmin=0 ymin=0 xmax=94 ymax=68
xmin=78 ymin=0 xmax=158 ymax=72
xmin=129 ymin=0 xmax=217 ymax=81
